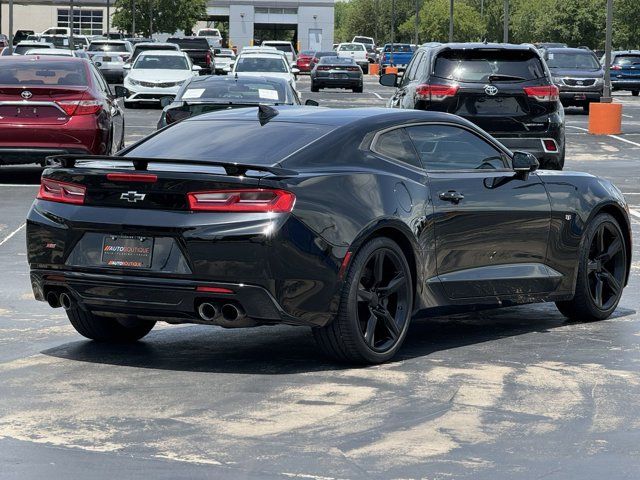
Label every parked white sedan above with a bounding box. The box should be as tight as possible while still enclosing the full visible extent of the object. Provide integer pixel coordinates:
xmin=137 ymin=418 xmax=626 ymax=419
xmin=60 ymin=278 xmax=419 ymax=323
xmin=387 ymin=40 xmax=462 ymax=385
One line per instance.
xmin=120 ymin=51 xmax=201 ymax=108
xmin=231 ymin=51 xmax=299 ymax=90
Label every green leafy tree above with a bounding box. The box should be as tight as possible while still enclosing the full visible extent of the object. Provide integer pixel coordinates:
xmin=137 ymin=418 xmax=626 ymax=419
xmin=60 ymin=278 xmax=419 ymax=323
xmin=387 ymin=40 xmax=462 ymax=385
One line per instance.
xmin=112 ymin=0 xmax=207 ymax=36
xmin=401 ymin=0 xmax=485 ymax=43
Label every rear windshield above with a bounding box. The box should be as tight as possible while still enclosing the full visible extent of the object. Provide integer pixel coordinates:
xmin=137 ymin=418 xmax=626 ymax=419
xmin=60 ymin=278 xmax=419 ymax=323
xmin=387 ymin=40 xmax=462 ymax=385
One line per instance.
xmin=217 ymin=49 xmax=235 ymax=57
xmin=319 ymin=56 xmax=354 ymax=65
xmin=613 ymin=55 xmax=640 ymax=66
xmin=168 ymin=38 xmax=210 ymax=50
xmin=89 ymin=42 xmax=128 ymax=52
xmin=198 ymin=29 xmax=220 ymax=37
xmin=0 ymin=61 xmax=87 ymax=86
xmin=235 ymin=56 xmax=287 ymax=73
xmin=126 ymin=120 xmax=333 ymax=164
xmin=132 ymin=45 xmax=176 ymax=61
xmin=353 ymin=37 xmax=374 ymax=45
xmin=262 ymin=43 xmax=294 ymax=54
xmin=546 ymin=51 xmax=600 ymax=70
xmin=434 ymin=49 xmax=545 ymax=82
xmin=179 ymin=79 xmax=287 ymax=102
xmin=14 ymin=44 xmax=50 ymax=55
xmin=339 ymin=44 xmax=365 ymax=52
xmin=41 ymin=36 xmax=70 ymax=48
xmin=384 ymin=44 xmax=412 ymax=53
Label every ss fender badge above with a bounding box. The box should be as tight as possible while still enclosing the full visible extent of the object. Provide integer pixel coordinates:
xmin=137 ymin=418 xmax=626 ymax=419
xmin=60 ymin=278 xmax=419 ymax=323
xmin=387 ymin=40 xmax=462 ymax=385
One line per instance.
xmin=120 ymin=191 xmax=146 ymax=203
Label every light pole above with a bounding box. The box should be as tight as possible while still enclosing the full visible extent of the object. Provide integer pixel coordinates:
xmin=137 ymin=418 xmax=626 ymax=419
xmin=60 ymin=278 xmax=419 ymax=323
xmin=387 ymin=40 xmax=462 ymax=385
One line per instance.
xmin=390 ymin=0 xmax=395 ymax=65
xmin=448 ymin=0 xmax=453 ymax=42
xmin=503 ymin=0 xmax=509 ymax=43
xmin=132 ymin=0 xmax=136 ymax=36
xmin=106 ymin=0 xmax=110 ymax=34
xmin=414 ymin=0 xmax=419 ymax=45
xmin=602 ymin=0 xmax=613 ymax=102
xmin=69 ymin=0 xmax=74 ymax=48
xmin=8 ymin=0 xmax=13 ymax=53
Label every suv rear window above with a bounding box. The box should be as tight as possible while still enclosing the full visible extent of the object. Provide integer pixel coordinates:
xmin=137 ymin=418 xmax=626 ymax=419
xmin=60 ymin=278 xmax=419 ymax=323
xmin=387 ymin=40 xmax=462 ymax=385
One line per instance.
xmin=167 ymin=38 xmax=210 ymax=50
xmin=613 ymin=55 xmax=640 ymax=66
xmin=434 ymin=49 xmax=545 ymax=82
xmin=546 ymin=51 xmax=600 ymax=70
xmin=126 ymin=120 xmax=334 ymax=165
xmin=89 ymin=42 xmax=128 ymax=52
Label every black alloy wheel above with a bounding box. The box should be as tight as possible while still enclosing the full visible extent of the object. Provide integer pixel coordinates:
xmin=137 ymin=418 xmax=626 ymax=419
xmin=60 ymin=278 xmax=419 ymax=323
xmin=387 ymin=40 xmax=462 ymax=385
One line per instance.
xmin=556 ymin=213 xmax=627 ymax=320
xmin=313 ymin=237 xmax=413 ymax=364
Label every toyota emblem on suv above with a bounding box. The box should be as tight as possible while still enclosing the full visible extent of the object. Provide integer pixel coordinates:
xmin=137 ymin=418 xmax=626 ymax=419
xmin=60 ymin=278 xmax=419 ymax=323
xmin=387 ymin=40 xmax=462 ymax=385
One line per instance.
xmin=484 ymin=85 xmax=498 ymax=96
xmin=21 ymin=90 xmax=33 ymax=100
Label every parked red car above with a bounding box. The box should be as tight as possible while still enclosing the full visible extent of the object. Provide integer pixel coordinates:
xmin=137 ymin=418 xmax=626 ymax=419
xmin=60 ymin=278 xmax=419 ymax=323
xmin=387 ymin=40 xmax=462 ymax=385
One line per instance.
xmin=0 ymin=56 xmax=124 ymax=166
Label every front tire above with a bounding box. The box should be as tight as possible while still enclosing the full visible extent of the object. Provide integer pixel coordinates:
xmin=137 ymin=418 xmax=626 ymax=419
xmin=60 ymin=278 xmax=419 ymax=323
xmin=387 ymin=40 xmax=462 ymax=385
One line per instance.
xmin=632 ymin=90 xmax=639 ymax=97
xmin=67 ymin=308 xmax=155 ymax=342
xmin=310 ymin=82 xmax=319 ymax=93
xmin=556 ymin=213 xmax=627 ymax=321
xmin=313 ymin=237 xmax=413 ymax=364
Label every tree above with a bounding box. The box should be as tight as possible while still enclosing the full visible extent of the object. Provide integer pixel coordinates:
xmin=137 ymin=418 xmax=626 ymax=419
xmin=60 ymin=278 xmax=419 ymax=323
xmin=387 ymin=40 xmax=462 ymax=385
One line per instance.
xmin=112 ymin=0 xmax=207 ymax=36
xmin=401 ymin=0 xmax=485 ymax=43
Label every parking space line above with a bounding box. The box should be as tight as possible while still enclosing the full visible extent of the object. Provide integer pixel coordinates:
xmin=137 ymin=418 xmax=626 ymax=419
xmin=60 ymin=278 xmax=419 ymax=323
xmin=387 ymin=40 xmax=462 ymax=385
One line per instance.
xmin=0 ymin=223 xmax=25 ymax=248
xmin=623 ymin=114 xmax=633 ymax=118
xmin=371 ymin=92 xmax=384 ymax=100
xmin=567 ymin=125 xmax=640 ymax=148
xmin=629 ymin=208 xmax=640 ymax=220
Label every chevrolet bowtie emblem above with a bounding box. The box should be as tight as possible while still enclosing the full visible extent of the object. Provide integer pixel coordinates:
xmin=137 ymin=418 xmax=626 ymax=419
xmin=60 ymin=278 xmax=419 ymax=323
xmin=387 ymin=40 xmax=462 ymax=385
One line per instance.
xmin=120 ymin=191 xmax=146 ymax=203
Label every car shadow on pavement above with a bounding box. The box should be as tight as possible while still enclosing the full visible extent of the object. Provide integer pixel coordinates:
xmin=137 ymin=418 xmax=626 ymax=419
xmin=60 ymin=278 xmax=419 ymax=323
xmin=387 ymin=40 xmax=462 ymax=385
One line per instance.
xmin=41 ymin=303 xmax=636 ymax=375
xmin=0 ymin=166 xmax=42 ymax=185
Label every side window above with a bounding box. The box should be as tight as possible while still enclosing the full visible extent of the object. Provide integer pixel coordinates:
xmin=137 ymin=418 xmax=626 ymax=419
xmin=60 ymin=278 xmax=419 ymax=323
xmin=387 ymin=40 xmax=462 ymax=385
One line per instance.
xmin=402 ymin=51 xmax=422 ymax=84
xmin=90 ymin=65 xmax=110 ymax=95
xmin=405 ymin=125 xmax=507 ymax=171
xmin=373 ymin=128 xmax=422 ymax=169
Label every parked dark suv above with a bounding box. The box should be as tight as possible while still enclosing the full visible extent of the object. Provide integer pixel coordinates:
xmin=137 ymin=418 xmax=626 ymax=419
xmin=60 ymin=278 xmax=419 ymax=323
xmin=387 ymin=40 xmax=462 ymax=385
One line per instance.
xmin=380 ymin=43 xmax=565 ymax=169
xmin=544 ymin=47 xmax=603 ymax=113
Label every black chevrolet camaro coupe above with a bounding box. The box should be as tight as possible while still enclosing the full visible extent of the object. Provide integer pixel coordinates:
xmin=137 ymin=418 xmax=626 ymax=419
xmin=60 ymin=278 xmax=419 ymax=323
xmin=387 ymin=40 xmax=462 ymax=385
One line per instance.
xmin=27 ymin=107 xmax=631 ymax=364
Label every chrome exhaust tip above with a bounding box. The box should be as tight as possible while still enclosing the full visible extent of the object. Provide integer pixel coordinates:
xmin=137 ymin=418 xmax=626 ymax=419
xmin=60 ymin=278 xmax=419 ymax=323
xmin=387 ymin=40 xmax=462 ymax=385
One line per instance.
xmin=198 ymin=302 xmax=219 ymax=322
xmin=221 ymin=304 xmax=245 ymax=322
xmin=46 ymin=291 xmax=61 ymax=308
xmin=59 ymin=292 xmax=73 ymax=310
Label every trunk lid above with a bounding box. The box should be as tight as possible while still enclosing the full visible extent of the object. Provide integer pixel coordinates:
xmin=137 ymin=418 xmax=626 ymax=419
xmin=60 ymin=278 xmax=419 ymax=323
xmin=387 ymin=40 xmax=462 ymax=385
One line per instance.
xmin=0 ymin=86 xmax=88 ymax=125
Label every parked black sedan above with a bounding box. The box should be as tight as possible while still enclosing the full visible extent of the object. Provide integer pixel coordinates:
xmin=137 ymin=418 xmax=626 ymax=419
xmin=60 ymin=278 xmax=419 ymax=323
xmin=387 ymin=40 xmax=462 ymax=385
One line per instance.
xmin=381 ymin=43 xmax=566 ymax=169
xmin=157 ymin=74 xmax=312 ymax=128
xmin=28 ymin=108 xmax=631 ymax=364
xmin=310 ymin=56 xmax=363 ymax=92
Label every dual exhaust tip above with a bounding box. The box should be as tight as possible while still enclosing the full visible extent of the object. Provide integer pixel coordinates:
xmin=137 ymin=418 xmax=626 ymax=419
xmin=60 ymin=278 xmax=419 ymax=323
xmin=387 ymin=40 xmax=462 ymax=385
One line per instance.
xmin=198 ymin=302 xmax=245 ymax=322
xmin=46 ymin=290 xmax=73 ymax=310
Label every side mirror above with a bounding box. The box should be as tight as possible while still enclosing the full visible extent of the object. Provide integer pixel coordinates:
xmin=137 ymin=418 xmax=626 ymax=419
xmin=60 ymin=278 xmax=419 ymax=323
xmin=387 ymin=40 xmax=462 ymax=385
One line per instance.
xmin=512 ymin=151 xmax=539 ymax=174
xmin=304 ymin=99 xmax=319 ymax=106
xmin=379 ymin=73 xmax=398 ymax=87
xmin=114 ymin=85 xmax=128 ymax=98
xmin=223 ymin=65 xmax=232 ymax=73
xmin=291 ymin=67 xmax=300 ymax=74
xmin=123 ymin=63 xmax=131 ymax=70
xmin=160 ymin=96 xmax=173 ymax=108
xmin=192 ymin=65 xmax=202 ymax=72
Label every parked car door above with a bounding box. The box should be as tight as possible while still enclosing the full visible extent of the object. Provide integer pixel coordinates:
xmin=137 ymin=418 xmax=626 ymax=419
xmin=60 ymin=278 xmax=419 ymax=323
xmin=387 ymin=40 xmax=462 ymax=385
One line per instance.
xmin=388 ymin=50 xmax=424 ymax=108
xmin=405 ymin=123 xmax=553 ymax=298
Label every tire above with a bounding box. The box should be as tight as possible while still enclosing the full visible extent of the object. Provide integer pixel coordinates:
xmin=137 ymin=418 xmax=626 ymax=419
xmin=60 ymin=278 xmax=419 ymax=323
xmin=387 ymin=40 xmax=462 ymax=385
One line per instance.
xmin=353 ymin=85 xmax=363 ymax=93
xmin=362 ymin=64 xmax=369 ymax=75
xmin=583 ymin=102 xmax=590 ymax=113
xmin=313 ymin=237 xmax=413 ymax=364
xmin=632 ymin=90 xmax=639 ymax=97
xmin=310 ymin=82 xmax=319 ymax=93
xmin=556 ymin=213 xmax=627 ymax=321
xmin=67 ymin=308 xmax=155 ymax=342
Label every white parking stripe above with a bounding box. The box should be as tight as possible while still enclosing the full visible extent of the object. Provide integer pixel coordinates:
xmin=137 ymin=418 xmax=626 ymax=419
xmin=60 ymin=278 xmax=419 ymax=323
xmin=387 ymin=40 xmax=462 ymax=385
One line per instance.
xmin=371 ymin=92 xmax=384 ymax=100
xmin=629 ymin=208 xmax=640 ymax=220
xmin=0 ymin=223 xmax=26 ymax=248
xmin=622 ymin=114 xmax=633 ymax=118
xmin=567 ymin=125 xmax=640 ymax=148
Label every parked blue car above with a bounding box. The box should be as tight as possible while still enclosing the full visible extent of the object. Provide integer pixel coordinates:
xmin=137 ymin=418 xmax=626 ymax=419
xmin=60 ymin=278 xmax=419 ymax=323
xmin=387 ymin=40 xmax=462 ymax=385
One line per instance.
xmin=604 ymin=50 xmax=640 ymax=96
xmin=379 ymin=43 xmax=415 ymax=72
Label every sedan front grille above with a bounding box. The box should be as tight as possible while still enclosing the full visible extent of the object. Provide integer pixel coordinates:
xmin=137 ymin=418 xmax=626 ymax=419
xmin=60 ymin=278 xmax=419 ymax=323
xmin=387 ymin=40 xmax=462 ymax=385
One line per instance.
xmin=139 ymin=81 xmax=181 ymax=88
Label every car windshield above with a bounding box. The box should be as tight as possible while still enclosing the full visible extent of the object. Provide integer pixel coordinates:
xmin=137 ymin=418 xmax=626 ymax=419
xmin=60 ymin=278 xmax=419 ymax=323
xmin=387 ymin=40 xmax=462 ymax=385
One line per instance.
xmin=339 ymin=44 xmax=364 ymax=52
xmin=134 ymin=54 xmax=189 ymax=70
xmin=217 ymin=49 xmax=235 ymax=58
xmin=384 ymin=44 xmax=412 ymax=53
xmin=133 ymin=46 xmax=176 ymax=60
xmin=14 ymin=44 xmax=49 ymax=55
xmin=613 ymin=55 xmax=640 ymax=66
xmin=179 ymin=79 xmax=287 ymax=103
xmin=263 ymin=43 xmax=294 ymax=54
xmin=434 ymin=49 xmax=545 ymax=82
xmin=0 ymin=61 xmax=87 ymax=85
xmin=353 ymin=37 xmax=373 ymax=45
xmin=235 ymin=56 xmax=287 ymax=73
xmin=126 ymin=120 xmax=334 ymax=164
xmin=89 ymin=42 xmax=127 ymax=52
xmin=546 ymin=52 xmax=600 ymax=70
xmin=319 ymin=56 xmax=354 ymax=65
xmin=315 ymin=51 xmax=336 ymax=58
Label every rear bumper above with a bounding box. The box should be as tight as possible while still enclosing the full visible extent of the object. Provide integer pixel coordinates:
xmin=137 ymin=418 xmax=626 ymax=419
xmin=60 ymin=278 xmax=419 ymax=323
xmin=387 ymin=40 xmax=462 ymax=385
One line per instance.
xmin=0 ymin=147 xmax=90 ymax=166
xmin=495 ymin=136 xmax=564 ymax=169
xmin=611 ymin=79 xmax=640 ymax=90
xmin=313 ymin=76 xmax=362 ymax=88
xmin=559 ymin=90 xmax=602 ymax=104
xmin=30 ymin=269 xmax=310 ymax=326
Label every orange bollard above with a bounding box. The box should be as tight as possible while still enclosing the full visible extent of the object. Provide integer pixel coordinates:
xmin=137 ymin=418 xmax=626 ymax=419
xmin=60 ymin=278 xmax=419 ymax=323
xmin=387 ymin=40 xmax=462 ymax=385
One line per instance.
xmin=369 ymin=63 xmax=379 ymax=75
xmin=385 ymin=66 xmax=398 ymax=75
xmin=588 ymin=102 xmax=623 ymax=135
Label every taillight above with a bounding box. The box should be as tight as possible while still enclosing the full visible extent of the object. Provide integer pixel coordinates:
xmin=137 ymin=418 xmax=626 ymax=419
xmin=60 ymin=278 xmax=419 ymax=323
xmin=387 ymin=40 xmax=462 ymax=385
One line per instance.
xmin=205 ymin=51 xmax=212 ymax=66
xmin=187 ymin=189 xmax=295 ymax=213
xmin=57 ymin=100 xmax=102 ymax=116
xmin=415 ymin=84 xmax=459 ymax=101
xmin=347 ymin=66 xmax=360 ymax=71
xmin=524 ymin=85 xmax=559 ymax=102
xmin=106 ymin=173 xmax=158 ymax=183
xmin=37 ymin=178 xmax=86 ymax=205
xmin=611 ymin=65 xmax=622 ymax=70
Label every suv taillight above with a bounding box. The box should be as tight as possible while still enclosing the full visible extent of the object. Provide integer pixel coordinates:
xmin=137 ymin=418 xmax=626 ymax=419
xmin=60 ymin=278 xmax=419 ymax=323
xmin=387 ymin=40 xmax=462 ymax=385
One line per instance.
xmin=37 ymin=178 xmax=86 ymax=205
xmin=524 ymin=85 xmax=559 ymax=102
xmin=187 ymin=189 xmax=295 ymax=213
xmin=205 ymin=51 xmax=212 ymax=66
xmin=416 ymin=84 xmax=459 ymax=101
xmin=57 ymin=100 xmax=102 ymax=116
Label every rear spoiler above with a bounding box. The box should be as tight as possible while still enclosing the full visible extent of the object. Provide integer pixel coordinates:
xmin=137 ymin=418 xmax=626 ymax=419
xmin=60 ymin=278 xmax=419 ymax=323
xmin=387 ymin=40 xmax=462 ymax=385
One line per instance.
xmin=45 ymin=155 xmax=298 ymax=177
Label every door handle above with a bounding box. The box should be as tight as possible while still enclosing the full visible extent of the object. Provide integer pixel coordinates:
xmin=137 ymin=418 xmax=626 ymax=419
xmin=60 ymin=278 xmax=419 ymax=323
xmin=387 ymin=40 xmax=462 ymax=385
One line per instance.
xmin=439 ymin=190 xmax=465 ymax=204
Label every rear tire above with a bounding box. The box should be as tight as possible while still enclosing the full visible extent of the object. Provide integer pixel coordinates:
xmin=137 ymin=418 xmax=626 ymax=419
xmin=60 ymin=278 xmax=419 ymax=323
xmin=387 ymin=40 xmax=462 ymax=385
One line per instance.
xmin=67 ymin=308 xmax=155 ymax=342
xmin=310 ymin=82 xmax=319 ymax=93
xmin=353 ymin=85 xmax=363 ymax=93
xmin=556 ymin=213 xmax=627 ymax=321
xmin=632 ymin=90 xmax=639 ymax=97
xmin=313 ymin=237 xmax=413 ymax=364
xmin=582 ymin=102 xmax=590 ymax=113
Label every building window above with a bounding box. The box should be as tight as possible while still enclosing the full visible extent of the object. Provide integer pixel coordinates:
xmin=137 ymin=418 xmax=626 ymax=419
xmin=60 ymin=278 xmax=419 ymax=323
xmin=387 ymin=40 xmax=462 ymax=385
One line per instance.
xmin=58 ymin=9 xmax=104 ymax=35
xmin=254 ymin=7 xmax=298 ymax=15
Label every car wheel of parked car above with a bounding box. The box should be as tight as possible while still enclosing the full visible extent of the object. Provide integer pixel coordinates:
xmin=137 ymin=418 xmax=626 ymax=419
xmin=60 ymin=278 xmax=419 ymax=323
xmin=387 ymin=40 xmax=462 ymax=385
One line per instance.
xmin=362 ymin=64 xmax=369 ymax=75
xmin=313 ymin=237 xmax=413 ymax=364
xmin=353 ymin=85 xmax=363 ymax=93
xmin=310 ymin=82 xmax=319 ymax=93
xmin=583 ymin=102 xmax=590 ymax=113
xmin=632 ymin=90 xmax=639 ymax=97
xmin=556 ymin=213 xmax=627 ymax=322
xmin=67 ymin=308 xmax=156 ymax=342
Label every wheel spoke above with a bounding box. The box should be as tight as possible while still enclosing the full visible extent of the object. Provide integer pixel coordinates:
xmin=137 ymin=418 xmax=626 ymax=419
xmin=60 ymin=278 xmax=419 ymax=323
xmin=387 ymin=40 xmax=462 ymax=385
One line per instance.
xmin=587 ymin=260 xmax=599 ymax=273
xmin=374 ymin=307 xmax=399 ymax=339
xmin=600 ymin=237 xmax=622 ymax=263
xmin=357 ymin=287 xmax=374 ymax=303
xmin=364 ymin=311 xmax=377 ymax=346
xmin=378 ymin=272 xmax=406 ymax=298
xmin=594 ymin=276 xmax=604 ymax=308
xmin=597 ymin=225 xmax=606 ymax=254
xmin=373 ymin=250 xmax=385 ymax=285
xmin=602 ymin=270 xmax=622 ymax=296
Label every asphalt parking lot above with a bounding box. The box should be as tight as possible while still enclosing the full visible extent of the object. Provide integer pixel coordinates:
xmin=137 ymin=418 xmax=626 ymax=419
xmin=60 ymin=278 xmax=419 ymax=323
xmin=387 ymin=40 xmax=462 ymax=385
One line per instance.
xmin=1 ymin=75 xmax=640 ymax=479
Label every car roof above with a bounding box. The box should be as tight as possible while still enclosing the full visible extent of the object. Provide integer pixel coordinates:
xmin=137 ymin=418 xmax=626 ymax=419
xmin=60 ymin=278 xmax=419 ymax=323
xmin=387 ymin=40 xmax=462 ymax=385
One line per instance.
xmin=0 ymin=55 xmax=88 ymax=64
xmin=17 ymin=41 xmax=51 ymax=46
xmin=138 ymin=50 xmax=186 ymax=57
xmin=239 ymin=51 xmax=286 ymax=58
xmin=425 ymin=42 xmax=536 ymax=52
xmin=262 ymin=41 xmax=292 ymax=45
xmin=25 ymin=48 xmax=74 ymax=55
xmin=90 ymin=40 xmax=127 ymax=44
xmin=545 ymin=47 xmax=597 ymax=54
xmin=612 ymin=50 xmax=640 ymax=55
xmin=134 ymin=42 xmax=177 ymax=48
xmin=187 ymin=74 xmax=289 ymax=86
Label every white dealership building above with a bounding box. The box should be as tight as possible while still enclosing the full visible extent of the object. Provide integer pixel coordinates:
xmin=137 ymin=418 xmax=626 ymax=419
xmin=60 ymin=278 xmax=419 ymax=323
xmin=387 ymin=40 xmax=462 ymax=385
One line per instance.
xmin=0 ymin=0 xmax=334 ymax=51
